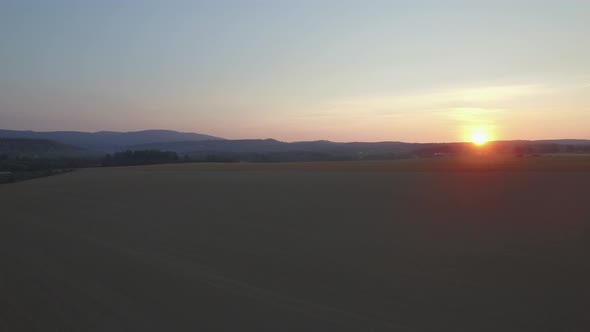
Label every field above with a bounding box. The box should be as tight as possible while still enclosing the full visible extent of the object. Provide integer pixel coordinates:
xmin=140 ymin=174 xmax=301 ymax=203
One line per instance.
xmin=1 ymin=156 xmax=589 ymax=331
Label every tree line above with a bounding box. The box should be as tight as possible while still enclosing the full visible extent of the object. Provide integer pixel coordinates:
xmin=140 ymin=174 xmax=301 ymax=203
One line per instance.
xmin=0 ymin=150 xmax=188 ymax=183
xmin=102 ymin=150 xmax=181 ymax=167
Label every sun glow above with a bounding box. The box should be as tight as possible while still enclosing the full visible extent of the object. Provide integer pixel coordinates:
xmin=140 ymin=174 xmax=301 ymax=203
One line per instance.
xmin=471 ymin=131 xmax=489 ymax=146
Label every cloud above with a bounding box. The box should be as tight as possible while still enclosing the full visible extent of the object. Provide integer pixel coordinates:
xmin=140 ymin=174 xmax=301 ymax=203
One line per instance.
xmin=446 ymin=85 xmax=544 ymax=103
xmin=276 ymin=83 xmax=548 ymax=142
xmin=446 ymin=107 xmax=506 ymax=124
xmin=308 ymin=84 xmax=546 ymax=118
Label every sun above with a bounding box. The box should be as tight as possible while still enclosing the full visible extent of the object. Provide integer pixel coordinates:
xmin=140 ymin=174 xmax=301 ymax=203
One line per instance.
xmin=471 ymin=131 xmax=489 ymax=146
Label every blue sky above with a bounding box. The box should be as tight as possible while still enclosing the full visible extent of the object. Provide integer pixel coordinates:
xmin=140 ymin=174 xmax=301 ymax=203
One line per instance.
xmin=1 ymin=0 xmax=589 ymax=141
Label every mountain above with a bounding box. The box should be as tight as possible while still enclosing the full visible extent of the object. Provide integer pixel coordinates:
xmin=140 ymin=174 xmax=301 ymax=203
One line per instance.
xmin=0 ymin=138 xmax=90 ymax=158
xmin=534 ymin=139 xmax=590 ymax=145
xmin=2 ymin=129 xmax=589 ymax=162
xmin=132 ymin=139 xmax=292 ymax=154
xmin=0 ymin=129 xmax=223 ymax=151
xmin=129 ymin=139 xmax=424 ymax=161
xmin=130 ymin=138 xmax=590 ymax=161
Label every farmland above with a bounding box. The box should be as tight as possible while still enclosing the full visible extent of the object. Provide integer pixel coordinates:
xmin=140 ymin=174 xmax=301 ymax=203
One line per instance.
xmin=1 ymin=156 xmax=589 ymax=331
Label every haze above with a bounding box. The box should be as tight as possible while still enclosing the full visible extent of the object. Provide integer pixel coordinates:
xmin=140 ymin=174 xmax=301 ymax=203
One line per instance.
xmin=1 ymin=0 xmax=589 ymax=142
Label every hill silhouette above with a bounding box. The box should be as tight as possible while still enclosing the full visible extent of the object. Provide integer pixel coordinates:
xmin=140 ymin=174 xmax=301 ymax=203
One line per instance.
xmin=0 ymin=129 xmax=223 ymax=151
xmin=0 ymin=138 xmax=87 ymax=158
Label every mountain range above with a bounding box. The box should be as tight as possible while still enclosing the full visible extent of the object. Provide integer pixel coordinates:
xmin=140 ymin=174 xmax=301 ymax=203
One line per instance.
xmin=0 ymin=138 xmax=86 ymax=158
xmin=0 ymin=129 xmax=222 ymax=151
xmin=1 ymin=129 xmax=589 ymax=161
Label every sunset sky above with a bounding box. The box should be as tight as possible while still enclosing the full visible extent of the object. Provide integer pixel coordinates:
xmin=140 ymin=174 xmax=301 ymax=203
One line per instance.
xmin=1 ymin=0 xmax=589 ymax=142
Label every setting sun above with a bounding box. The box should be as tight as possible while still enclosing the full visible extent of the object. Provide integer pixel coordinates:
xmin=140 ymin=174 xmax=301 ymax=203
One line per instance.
xmin=471 ymin=131 xmax=489 ymax=146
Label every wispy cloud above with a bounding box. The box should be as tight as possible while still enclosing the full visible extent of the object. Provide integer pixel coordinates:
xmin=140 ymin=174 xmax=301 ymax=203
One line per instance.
xmin=445 ymin=85 xmax=544 ymax=103
xmin=310 ymin=84 xmax=546 ymax=117
xmin=281 ymin=84 xmax=549 ymax=142
xmin=447 ymin=107 xmax=506 ymax=124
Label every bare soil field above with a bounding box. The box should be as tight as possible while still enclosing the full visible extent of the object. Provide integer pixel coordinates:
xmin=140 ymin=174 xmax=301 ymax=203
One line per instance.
xmin=1 ymin=157 xmax=589 ymax=331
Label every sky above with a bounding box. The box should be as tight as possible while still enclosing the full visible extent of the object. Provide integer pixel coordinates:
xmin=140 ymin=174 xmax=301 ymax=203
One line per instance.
xmin=1 ymin=0 xmax=589 ymax=142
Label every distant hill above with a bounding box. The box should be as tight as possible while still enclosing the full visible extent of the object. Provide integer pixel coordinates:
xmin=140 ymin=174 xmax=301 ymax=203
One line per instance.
xmin=130 ymin=139 xmax=426 ymax=161
xmin=2 ymin=129 xmax=589 ymax=162
xmin=534 ymin=139 xmax=590 ymax=145
xmin=0 ymin=129 xmax=223 ymax=152
xmin=0 ymin=138 xmax=90 ymax=158
xmin=130 ymin=138 xmax=590 ymax=161
xmin=131 ymin=139 xmax=424 ymax=153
